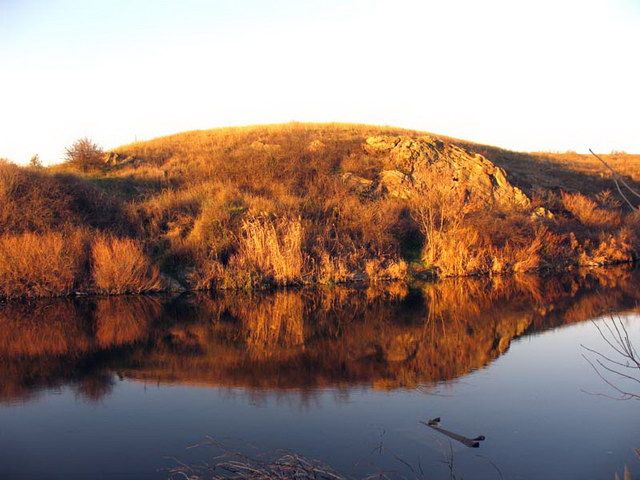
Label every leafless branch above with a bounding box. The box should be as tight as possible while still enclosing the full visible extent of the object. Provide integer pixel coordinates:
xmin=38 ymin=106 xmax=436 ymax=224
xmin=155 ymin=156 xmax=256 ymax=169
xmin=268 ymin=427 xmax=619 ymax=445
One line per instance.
xmin=582 ymin=317 xmax=640 ymax=400
xmin=589 ymin=149 xmax=640 ymax=210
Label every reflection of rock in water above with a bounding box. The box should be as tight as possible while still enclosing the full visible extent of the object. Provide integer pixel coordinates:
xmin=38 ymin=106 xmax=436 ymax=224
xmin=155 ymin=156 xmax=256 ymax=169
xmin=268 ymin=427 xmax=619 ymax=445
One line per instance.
xmin=0 ymin=267 xmax=639 ymax=402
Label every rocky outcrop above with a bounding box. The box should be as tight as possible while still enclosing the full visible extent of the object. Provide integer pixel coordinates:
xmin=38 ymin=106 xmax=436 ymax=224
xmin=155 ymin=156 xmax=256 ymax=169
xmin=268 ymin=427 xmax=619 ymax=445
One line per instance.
xmin=341 ymin=172 xmax=374 ymax=195
xmin=103 ymin=151 xmax=138 ymax=166
xmin=359 ymin=135 xmax=531 ymax=209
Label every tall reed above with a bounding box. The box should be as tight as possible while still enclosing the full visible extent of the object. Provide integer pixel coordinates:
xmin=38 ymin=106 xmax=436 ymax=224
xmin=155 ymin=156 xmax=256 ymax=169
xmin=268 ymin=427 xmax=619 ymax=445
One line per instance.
xmin=237 ymin=217 xmax=305 ymax=285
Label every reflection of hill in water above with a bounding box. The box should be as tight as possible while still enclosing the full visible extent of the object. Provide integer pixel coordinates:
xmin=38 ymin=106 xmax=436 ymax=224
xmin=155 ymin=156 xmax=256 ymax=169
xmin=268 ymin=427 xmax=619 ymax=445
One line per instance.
xmin=1 ymin=268 xmax=639 ymax=402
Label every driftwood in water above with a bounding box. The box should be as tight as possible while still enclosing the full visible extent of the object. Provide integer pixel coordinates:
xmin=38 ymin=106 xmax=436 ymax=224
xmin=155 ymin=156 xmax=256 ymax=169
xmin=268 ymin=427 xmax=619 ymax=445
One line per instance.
xmin=420 ymin=418 xmax=485 ymax=448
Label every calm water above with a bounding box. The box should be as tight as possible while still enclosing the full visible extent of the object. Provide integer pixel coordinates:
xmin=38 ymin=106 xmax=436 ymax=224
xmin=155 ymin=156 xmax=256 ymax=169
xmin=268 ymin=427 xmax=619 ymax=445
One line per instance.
xmin=1 ymin=269 xmax=640 ymax=479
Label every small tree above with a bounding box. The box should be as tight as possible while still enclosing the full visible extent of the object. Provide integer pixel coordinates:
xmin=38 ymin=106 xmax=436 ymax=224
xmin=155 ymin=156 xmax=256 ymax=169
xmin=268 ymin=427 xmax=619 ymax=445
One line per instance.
xmin=29 ymin=154 xmax=42 ymax=168
xmin=65 ymin=138 xmax=104 ymax=172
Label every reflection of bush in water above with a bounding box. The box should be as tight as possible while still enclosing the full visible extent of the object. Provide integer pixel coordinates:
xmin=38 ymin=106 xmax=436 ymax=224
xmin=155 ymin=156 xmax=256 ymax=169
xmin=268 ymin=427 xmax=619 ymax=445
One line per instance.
xmin=0 ymin=299 xmax=92 ymax=356
xmin=0 ymin=296 xmax=161 ymax=403
xmin=118 ymin=269 xmax=640 ymax=390
xmin=1 ymin=268 xmax=640 ymax=401
xmin=95 ymin=296 xmax=161 ymax=347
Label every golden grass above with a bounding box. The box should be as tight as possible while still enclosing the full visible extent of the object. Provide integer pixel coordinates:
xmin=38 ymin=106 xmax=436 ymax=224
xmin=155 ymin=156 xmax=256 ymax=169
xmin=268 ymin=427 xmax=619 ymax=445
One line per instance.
xmin=0 ymin=230 xmax=86 ymax=298
xmin=1 ymin=123 xmax=639 ymax=297
xmin=237 ymin=217 xmax=304 ymax=285
xmin=561 ymin=191 xmax=622 ymax=229
xmin=91 ymin=235 xmax=164 ymax=294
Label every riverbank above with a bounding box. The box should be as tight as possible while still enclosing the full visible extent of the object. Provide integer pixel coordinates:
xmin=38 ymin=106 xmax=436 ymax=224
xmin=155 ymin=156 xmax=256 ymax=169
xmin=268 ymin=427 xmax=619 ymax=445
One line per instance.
xmin=1 ymin=123 xmax=639 ymax=299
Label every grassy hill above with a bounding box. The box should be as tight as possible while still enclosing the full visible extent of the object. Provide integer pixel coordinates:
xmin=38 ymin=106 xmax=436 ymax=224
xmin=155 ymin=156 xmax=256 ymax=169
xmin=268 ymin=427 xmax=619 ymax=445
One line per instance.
xmin=1 ymin=123 xmax=639 ymax=298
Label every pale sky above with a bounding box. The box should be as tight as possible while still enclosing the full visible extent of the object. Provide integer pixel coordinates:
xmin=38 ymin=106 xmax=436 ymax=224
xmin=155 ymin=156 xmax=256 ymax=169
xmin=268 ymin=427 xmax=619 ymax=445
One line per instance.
xmin=1 ymin=0 xmax=639 ymax=164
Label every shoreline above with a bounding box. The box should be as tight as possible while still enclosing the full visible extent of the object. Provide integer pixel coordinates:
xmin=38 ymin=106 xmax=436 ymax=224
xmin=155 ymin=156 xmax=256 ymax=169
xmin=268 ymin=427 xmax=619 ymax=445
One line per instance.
xmin=0 ymin=259 xmax=636 ymax=303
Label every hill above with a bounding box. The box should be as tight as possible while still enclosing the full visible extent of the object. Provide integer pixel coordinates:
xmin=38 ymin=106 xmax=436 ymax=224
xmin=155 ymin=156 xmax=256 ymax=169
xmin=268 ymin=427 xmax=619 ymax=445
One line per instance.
xmin=1 ymin=123 xmax=639 ymax=298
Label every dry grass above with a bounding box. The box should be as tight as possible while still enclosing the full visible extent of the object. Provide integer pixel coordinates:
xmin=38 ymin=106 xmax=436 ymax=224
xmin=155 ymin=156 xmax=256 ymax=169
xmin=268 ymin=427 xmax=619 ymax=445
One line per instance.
xmin=91 ymin=235 xmax=164 ymax=294
xmin=0 ymin=230 xmax=86 ymax=298
xmin=561 ymin=191 xmax=622 ymax=229
xmin=236 ymin=217 xmax=305 ymax=285
xmin=1 ymin=123 xmax=639 ymax=297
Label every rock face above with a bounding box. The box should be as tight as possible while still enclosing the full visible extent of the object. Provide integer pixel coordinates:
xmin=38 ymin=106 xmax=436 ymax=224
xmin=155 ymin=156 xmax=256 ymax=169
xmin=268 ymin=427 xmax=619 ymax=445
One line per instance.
xmin=103 ymin=151 xmax=137 ymax=166
xmin=360 ymin=135 xmax=530 ymax=209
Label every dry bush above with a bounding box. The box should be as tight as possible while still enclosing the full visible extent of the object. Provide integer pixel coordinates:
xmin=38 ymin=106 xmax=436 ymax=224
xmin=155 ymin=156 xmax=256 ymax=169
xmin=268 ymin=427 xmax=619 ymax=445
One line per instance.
xmin=231 ymin=217 xmax=305 ymax=286
xmin=91 ymin=235 xmax=164 ymax=294
xmin=316 ymin=251 xmax=356 ymax=284
xmin=64 ymin=137 xmax=104 ymax=172
xmin=423 ymin=215 xmax=558 ymax=277
xmin=410 ymin=180 xmax=553 ymax=276
xmin=561 ymin=191 xmax=621 ymax=229
xmin=575 ymin=229 xmax=636 ymax=266
xmin=187 ymin=255 xmax=225 ymax=290
xmin=365 ymin=258 xmax=408 ymax=282
xmin=409 ymin=183 xmax=466 ymax=261
xmin=0 ymin=230 xmax=86 ymax=298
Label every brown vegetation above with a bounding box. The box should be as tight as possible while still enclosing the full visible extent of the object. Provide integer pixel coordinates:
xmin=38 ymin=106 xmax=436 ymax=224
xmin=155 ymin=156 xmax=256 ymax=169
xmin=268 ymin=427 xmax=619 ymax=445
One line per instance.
xmin=0 ymin=123 xmax=639 ymax=297
xmin=0 ymin=230 xmax=86 ymax=298
xmin=91 ymin=235 xmax=164 ymax=294
xmin=64 ymin=137 xmax=104 ymax=172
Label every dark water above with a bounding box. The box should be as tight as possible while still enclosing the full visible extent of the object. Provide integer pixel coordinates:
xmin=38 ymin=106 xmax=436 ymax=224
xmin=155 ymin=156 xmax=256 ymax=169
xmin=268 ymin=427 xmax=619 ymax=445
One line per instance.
xmin=1 ymin=269 xmax=640 ymax=480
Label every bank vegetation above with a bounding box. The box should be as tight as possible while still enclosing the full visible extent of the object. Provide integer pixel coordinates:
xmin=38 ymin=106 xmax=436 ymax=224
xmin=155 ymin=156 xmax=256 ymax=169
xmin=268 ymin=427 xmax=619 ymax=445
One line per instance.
xmin=1 ymin=123 xmax=639 ymax=298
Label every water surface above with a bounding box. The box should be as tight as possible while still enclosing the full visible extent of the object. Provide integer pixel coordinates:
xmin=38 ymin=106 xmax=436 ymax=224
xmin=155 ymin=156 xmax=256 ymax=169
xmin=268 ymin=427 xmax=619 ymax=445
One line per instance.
xmin=1 ymin=269 xmax=640 ymax=479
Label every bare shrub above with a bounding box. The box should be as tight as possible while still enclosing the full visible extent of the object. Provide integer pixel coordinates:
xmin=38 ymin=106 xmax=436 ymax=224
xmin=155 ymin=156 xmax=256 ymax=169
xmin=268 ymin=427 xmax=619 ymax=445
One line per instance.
xmin=64 ymin=137 xmax=104 ymax=172
xmin=316 ymin=250 xmax=353 ymax=284
xmin=410 ymin=180 xmax=551 ymax=276
xmin=92 ymin=235 xmax=164 ymax=294
xmin=29 ymin=154 xmax=42 ymax=168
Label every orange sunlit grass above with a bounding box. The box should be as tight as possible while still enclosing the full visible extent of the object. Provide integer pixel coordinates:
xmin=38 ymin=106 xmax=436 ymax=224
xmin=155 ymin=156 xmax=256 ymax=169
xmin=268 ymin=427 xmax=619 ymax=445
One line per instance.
xmin=1 ymin=123 xmax=639 ymax=298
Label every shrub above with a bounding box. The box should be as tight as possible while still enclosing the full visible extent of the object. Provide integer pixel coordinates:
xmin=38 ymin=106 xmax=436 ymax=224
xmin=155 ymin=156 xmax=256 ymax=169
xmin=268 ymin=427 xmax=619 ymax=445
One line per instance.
xmin=29 ymin=154 xmax=42 ymax=168
xmin=0 ymin=230 xmax=86 ymax=298
xmin=64 ymin=137 xmax=104 ymax=172
xmin=92 ymin=235 xmax=164 ymax=294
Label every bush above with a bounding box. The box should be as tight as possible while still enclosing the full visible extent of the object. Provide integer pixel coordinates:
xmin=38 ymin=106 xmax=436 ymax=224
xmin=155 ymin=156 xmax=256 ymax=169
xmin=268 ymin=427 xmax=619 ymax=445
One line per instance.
xmin=64 ymin=137 xmax=104 ymax=172
xmin=0 ymin=230 xmax=86 ymax=298
xmin=29 ymin=154 xmax=42 ymax=168
xmin=92 ymin=235 xmax=164 ymax=294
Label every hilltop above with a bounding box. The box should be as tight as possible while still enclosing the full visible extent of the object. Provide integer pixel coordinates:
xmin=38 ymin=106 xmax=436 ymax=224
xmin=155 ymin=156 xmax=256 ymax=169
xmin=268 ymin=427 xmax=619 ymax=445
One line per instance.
xmin=1 ymin=123 xmax=639 ymax=298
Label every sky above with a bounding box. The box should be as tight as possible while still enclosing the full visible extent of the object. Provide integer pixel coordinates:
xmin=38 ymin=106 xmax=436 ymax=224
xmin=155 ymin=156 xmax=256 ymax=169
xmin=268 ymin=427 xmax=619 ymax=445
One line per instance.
xmin=1 ymin=0 xmax=639 ymax=164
